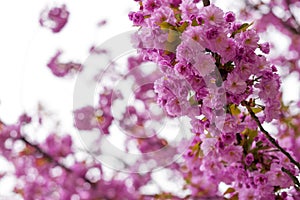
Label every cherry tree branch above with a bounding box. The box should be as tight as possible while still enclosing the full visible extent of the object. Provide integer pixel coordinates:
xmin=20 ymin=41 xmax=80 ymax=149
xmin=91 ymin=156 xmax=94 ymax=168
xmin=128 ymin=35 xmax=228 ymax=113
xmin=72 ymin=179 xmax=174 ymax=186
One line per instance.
xmin=282 ymin=167 xmax=300 ymax=191
xmin=242 ymin=101 xmax=300 ymax=169
xmin=242 ymin=101 xmax=300 ymax=190
xmin=20 ymin=136 xmax=94 ymax=185
xmin=245 ymin=0 xmax=300 ymax=34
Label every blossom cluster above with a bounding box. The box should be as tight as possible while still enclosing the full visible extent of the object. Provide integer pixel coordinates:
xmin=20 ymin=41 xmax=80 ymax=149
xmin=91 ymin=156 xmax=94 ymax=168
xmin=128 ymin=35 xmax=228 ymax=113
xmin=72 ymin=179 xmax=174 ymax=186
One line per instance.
xmin=129 ymin=0 xmax=300 ymax=199
xmin=0 ymin=113 xmax=147 ymax=199
xmin=242 ymin=0 xmax=300 ymax=78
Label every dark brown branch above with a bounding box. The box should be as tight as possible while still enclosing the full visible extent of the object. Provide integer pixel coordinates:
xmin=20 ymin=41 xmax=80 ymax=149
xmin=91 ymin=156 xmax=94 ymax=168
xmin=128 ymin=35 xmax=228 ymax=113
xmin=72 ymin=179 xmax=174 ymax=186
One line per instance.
xmin=243 ymin=101 xmax=300 ymax=170
xmin=245 ymin=0 xmax=300 ymax=35
xmin=282 ymin=167 xmax=300 ymax=191
xmin=20 ymin=136 xmax=94 ymax=185
xmin=243 ymin=101 xmax=300 ymax=190
xmin=203 ymin=0 xmax=210 ymax=7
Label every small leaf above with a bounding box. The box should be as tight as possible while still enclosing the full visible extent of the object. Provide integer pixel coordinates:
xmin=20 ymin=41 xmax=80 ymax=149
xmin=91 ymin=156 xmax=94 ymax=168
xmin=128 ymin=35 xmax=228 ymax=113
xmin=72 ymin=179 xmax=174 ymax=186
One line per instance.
xmin=252 ymin=107 xmax=263 ymax=114
xmin=159 ymin=21 xmax=174 ymax=30
xmin=231 ymin=22 xmax=254 ymax=37
xmin=143 ymin=14 xmax=151 ymax=19
xmin=167 ymin=31 xmax=179 ymax=43
xmin=229 ymin=193 xmax=239 ymax=200
xmin=177 ymin=21 xmax=189 ymax=33
xmin=189 ymin=95 xmax=199 ymax=106
xmin=175 ymin=13 xmax=182 ymax=22
xmin=191 ymin=19 xmax=198 ymax=26
xmin=240 ymin=22 xmax=254 ymax=31
xmin=224 ymin=187 xmax=235 ymax=195
xmin=35 ymin=157 xmax=49 ymax=167
xmin=229 ymin=104 xmax=241 ymax=115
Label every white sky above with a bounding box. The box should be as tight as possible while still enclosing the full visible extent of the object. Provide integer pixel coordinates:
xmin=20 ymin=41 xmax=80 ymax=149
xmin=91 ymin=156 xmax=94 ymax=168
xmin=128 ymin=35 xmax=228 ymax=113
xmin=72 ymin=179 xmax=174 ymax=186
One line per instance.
xmin=1 ymin=0 xmax=298 ymax=125
xmin=0 ymin=0 xmax=138 ymax=125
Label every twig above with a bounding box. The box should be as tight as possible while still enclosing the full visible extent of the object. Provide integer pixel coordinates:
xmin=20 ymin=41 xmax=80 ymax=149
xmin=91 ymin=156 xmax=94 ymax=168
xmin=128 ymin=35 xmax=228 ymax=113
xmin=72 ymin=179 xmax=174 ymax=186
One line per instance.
xmin=203 ymin=0 xmax=210 ymax=7
xmin=242 ymin=101 xmax=300 ymax=170
xmin=243 ymin=101 xmax=300 ymax=190
xmin=245 ymin=0 xmax=300 ymax=35
xmin=20 ymin=136 xmax=94 ymax=185
xmin=282 ymin=167 xmax=300 ymax=191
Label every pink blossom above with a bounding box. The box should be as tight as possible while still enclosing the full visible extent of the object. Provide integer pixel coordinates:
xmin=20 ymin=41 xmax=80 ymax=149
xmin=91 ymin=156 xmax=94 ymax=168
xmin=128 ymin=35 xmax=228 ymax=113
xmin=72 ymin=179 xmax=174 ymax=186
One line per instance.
xmin=74 ymin=106 xmax=98 ymax=131
xmin=236 ymin=29 xmax=259 ymax=50
xmin=221 ymin=145 xmax=243 ymax=163
xmin=200 ymin=137 xmax=217 ymax=156
xmin=47 ymin=51 xmax=82 ymax=77
xmin=39 ymin=5 xmax=69 ymax=33
xmin=225 ymin=72 xmax=247 ymax=95
xmin=244 ymin=153 xmax=254 ymax=166
xmin=128 ymin=11 xmax=144 ymax=26
xmin=224 ymin=11 xmax=235 ymax=23
xmin=266 ymin=163 xmax=293 ymax=188
xmin=201 ymin=4 xmax=225 ymax=26
xmin=259 ymin=42 xmax=270 ymax=54
xmin=179 ymin=0 xmax=199 ymax=20
xmin=193 ymin=54 xmax=215 ymax=77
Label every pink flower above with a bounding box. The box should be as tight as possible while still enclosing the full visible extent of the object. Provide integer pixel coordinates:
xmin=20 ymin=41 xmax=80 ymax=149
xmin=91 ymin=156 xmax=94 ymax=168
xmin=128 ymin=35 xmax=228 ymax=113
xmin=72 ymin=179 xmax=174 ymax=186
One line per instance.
xmin=179 ymin=0 xmax=199 ymax=21
xmin=74 ymin=106 xmax=98 ymax=131
xmin=244 ymin=153 xmax=254 ymax=166
xmin=201 ymin=4 xmax=225 ymax=27
xmin=128 ymin=11 xmax=144 ymax=26
xmin=43 ymin=134 xmax=72 ymax=157
xmin=253 ymin=173 xmax=268 ymax=186
xmin=39 ymin=5 xmax=69 ymax=33
xmin=219 ymin=38 xmax=237 ymax=64
xmin=259 ymin=42 xmax=270 ymax=54
xmin=266 ymin=163 xmax=293 ymax=188
xmin=143 ymin=0 xmax=162 ymax=12
xmin=224 ymin=11 xmax=235 ymax=23
xmin=225 ymin=72 xmax=247 ymax=95
xmin=236 ymin=29 xmax=259 ymax=50
xmin=193 ymin=53 xmax=215 ymax=77
xmin=235 ymin=61 xmax=253 ymax=80
xmin=165 ymin=97 xmax=182 ymax=117
xmin=200 ymin=137 xmax=217 ymax=156
xmin=148 ymin=6 xmax=176 ymax=25
xmin=221 ymin=145 xmax=243 ymax=163
xmin=47 ymin=51 xmax=82 ymax=77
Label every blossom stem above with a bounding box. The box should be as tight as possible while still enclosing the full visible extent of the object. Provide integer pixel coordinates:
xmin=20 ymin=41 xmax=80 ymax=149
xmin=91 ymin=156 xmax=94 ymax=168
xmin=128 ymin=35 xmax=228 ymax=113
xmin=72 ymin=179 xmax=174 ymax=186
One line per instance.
xmin=203 ymin=0 xmax=210 ymax=7
xmin=243 ymin=101 xmax=300 ymax=170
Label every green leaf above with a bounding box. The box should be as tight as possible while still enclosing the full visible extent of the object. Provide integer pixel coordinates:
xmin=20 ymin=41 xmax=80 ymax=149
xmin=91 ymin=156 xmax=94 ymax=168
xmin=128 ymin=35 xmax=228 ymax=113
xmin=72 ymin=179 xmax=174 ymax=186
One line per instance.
xmin=231 ymin=22 xmax=254 ymax=37
xmin=167 ymin=31 xmax=180 ymax=43
xmin=177 ymin=21 xmax=189 ymax=33
xmin=159 ymin=21 xmax=174 ymax=30
xmin=143 ymin=14 xmax=151 ymax=19
xmin=229 ymin=104 xmax=241 ymax=115
xmin=240 ymin=22 xmax=254 ymax=31
xmin=191 ymin=19 xmax=198 ymax=26
xmin=189 ymin=95 xmax=198 ymax=106
xmin=175 ymin=13 xmax=182 ymax=22
xmin=252 ymin=107 xmax=263 ymax=114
